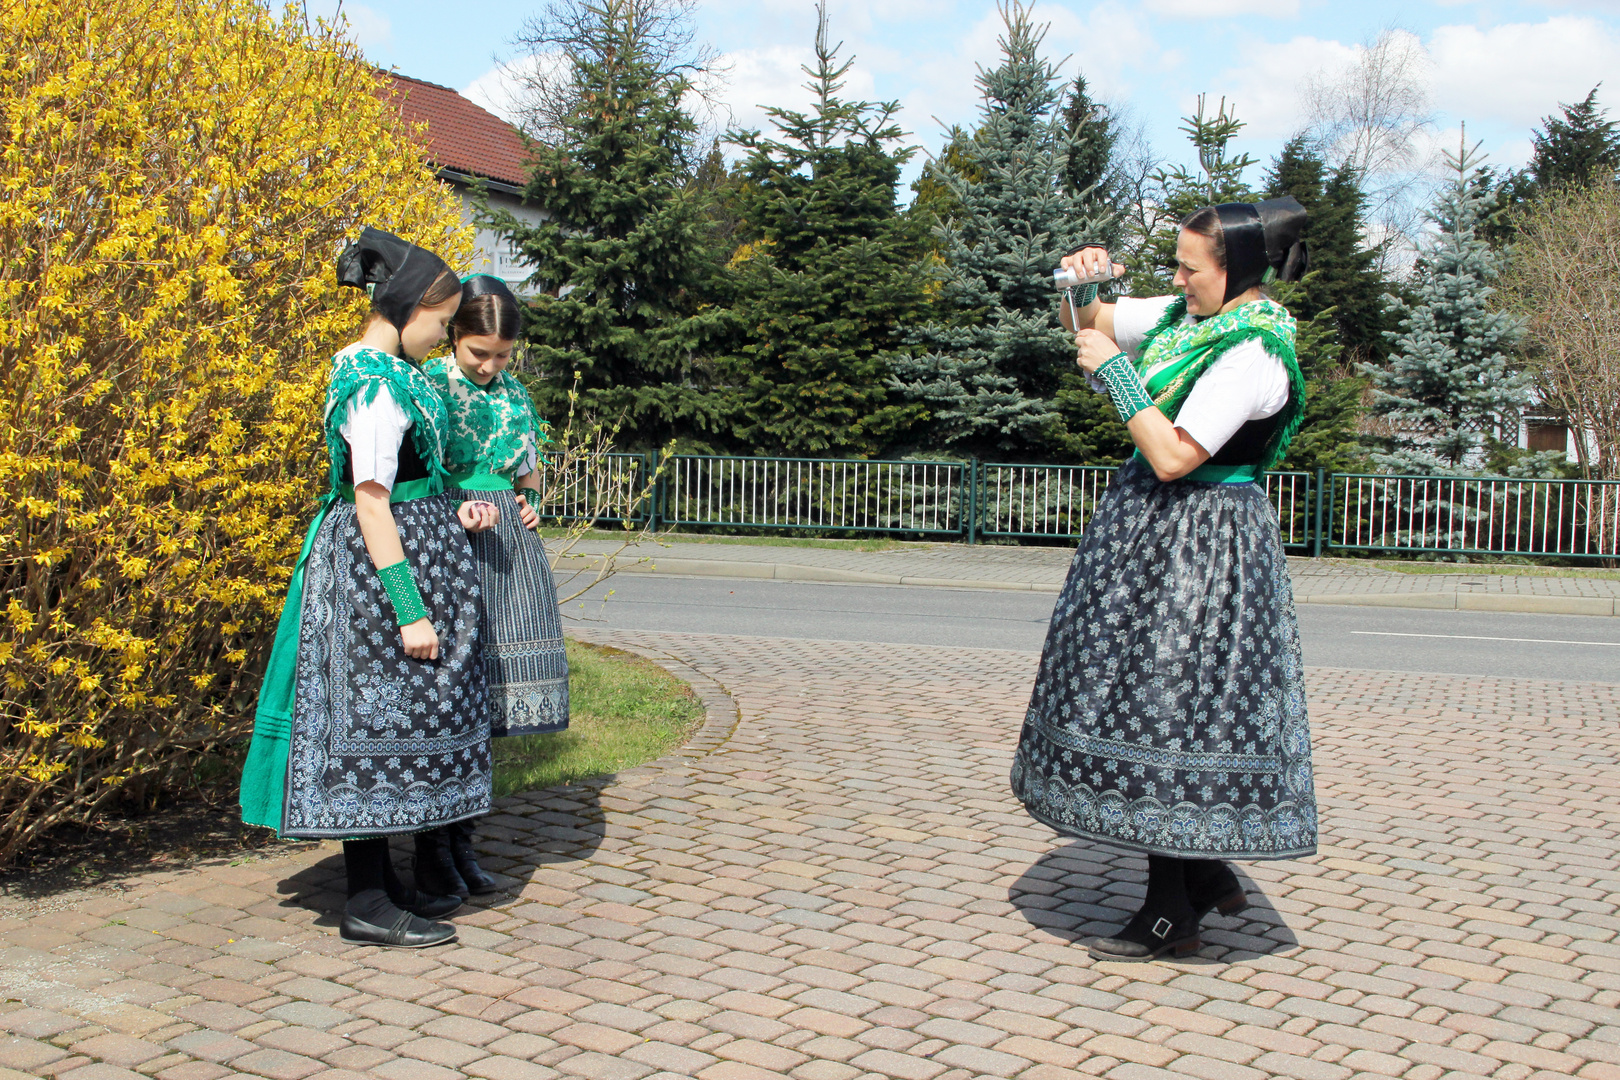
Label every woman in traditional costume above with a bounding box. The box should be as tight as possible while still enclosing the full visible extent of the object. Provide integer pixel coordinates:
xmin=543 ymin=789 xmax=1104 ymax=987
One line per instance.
xmin=1010 ymin=198 xmax=1318 ymax=961
xmin=413 ymin=274 xmax=570 ymax=897
xmin=240 ymin=227 xmax=498 ymax=948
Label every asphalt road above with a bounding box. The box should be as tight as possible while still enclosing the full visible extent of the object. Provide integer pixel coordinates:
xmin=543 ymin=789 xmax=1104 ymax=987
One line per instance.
xmin=564 ymin=573 xmax=1620 ymax=683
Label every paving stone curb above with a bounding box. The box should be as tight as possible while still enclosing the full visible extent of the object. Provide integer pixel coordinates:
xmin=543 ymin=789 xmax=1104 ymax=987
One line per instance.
xmin=557 ymin=554 xmax=1620 ymax=614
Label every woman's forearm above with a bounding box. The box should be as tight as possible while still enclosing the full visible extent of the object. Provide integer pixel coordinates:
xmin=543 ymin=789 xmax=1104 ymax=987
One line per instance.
xmin=353 ymin=481 xmax=407 ymax=568
xmin=515 ymin=470 xmax=540 ymax=492
xmin=1127 ymin=409 xmax=1211 ymax=481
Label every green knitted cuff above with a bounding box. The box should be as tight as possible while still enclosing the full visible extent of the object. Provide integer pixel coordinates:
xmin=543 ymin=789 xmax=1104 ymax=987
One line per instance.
xmin=1077 ymin=282 xmax=1099 ymax=307
xmin=377 ymin=559 xmax=429 ymax=627
xmin=1095 ymin=352 xmax=1154 ymax=423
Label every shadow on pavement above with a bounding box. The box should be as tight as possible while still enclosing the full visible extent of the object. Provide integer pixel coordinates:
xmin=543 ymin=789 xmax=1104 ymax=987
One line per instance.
xmin=1008 ymin=840 xmax=1300 ymax=962
xmin=275 ymin=780 xmax=609 ymax=925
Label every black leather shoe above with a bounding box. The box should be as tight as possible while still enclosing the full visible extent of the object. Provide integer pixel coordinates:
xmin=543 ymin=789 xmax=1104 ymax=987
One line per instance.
xmin=340 ymin=905 xmax=457 ymax=949
xmin=1089 ymin=907 xmax=1201 ymax=961
xmin=449 ymin=821 xmax=500 ymax=895
xmin=414 ymin=828 xmax=468 ymax=898
xmin=1186 ymin=860 xmax=1249 ymax=921
xmin=392 ymin=887 xmax=463 ymax=919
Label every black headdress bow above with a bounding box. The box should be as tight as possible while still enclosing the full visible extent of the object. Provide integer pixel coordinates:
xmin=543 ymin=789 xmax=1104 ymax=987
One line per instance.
xmin=336 ymin=226 xmax=453 ymax=332
xmin=1213 ymin=196 xmax=1310 ymax=303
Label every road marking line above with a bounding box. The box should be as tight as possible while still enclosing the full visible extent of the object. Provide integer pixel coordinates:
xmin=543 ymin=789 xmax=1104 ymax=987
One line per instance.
xmin=1351 ymin=631 xmax=1620 ymax=647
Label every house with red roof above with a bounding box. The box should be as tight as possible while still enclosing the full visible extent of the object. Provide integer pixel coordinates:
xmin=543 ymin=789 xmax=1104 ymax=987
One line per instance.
xmin=382 ymin=71 xmax=545 ymax=293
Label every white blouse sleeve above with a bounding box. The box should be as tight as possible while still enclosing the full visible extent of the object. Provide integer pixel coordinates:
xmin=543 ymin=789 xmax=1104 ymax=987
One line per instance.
xmin=1085 ymin=295 xmax=1178 ymax=394
xmin=1112 ymin=296 xmax=1178 ymax=362
xmin=1171 ymin=340 xmax=1291 ymax=457
xmin=339 ymin=389 xmax=412 ymax=491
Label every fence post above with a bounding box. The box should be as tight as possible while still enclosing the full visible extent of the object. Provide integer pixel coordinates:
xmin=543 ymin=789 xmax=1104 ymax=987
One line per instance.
xmin=1313 ymin=468 xmax=1326 ymax=558
xmin=966 ymin=457 xmax=980 ymax=545
xmin=645 ymin=452 xmax=661 ymax=532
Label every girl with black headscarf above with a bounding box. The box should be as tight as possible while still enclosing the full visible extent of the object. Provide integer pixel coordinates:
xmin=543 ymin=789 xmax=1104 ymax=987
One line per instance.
xmin=1010 ymin=198 xmax=1319 ymax=961
xmin=240 ymin=228 xmax=499 ymax=948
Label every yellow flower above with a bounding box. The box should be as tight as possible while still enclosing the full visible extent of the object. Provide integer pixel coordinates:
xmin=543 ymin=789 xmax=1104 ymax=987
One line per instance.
xmin=0 ymin=0 xmax=474 ymax=859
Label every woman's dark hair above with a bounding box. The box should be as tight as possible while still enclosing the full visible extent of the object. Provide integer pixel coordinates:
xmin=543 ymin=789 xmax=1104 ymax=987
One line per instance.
xmin=1179 ymin=206 xmax=1226 ymax=268
xmin=449 ymin=290 xmax=523 ymax=345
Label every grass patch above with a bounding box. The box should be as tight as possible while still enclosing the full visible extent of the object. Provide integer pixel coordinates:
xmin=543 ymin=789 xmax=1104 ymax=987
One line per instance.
xmin=493 ymin=639 xmax=705 ymax=797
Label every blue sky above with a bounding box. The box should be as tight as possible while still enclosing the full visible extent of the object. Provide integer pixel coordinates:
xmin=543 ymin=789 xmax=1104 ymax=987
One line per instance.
xmin=323 ymin=0 xmax=1620 ymax=189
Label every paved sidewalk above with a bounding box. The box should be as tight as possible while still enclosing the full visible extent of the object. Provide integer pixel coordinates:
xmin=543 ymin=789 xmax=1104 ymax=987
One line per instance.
xmin=3 ymin=631 xmax=1618 ymax=1080
xmin=555 ymin=538 xmax=1620 ymax=616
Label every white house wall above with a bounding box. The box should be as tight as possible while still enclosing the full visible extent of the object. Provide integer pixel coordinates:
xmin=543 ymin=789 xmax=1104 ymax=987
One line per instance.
xmin=453 ymin=184 xmax=548 ymax=296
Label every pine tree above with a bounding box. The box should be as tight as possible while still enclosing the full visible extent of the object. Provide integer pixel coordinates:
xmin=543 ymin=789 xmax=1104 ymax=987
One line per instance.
xmin=1485 ymin=87 xmax=1620 ymax=246
xmin=719 ymin=2 xmax=930 ymax=457
xmin=490 ymin=0 xmax=728 ymax=451
xmin=1530 ymin=86 xmax=1620 ymax=189
xmin=1366 ymin=135 xmax=1531 ymax=473
xmin=890 ymin=1 xmax=1116 ymax=459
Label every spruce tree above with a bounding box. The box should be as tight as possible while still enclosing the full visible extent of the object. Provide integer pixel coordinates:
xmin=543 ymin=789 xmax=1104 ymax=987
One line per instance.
xmin=1130 ymin=95 xmax=1258 ymax=295
xmin=890 ymin=1 xmax=1116 ymax=459
xmin=1060 ymin=74 xmax=1119 ymax=211
xmin=719 ymin=2 xmax=930 ymax=457
xmin=490 ymin=0 xmax=728 ymax=451
xmin=1367 ymin=136 xmax=1532 ymax=473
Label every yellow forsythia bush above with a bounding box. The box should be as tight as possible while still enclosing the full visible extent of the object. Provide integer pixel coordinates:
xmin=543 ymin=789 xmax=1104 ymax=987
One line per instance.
xmin=0 ymin=0 xmax=473 ymax=859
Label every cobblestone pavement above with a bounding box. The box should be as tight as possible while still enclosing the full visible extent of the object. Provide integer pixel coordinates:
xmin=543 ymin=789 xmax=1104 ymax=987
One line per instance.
xmin=558 ymin=538 xmax=1620 ymax=613
xmin=4 ymin=630 xmax=1619 ymax=1080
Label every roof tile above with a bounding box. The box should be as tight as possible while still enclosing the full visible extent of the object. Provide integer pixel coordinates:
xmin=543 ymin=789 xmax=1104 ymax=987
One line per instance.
xmin=383 ymin=71 xmax=529 ymax=188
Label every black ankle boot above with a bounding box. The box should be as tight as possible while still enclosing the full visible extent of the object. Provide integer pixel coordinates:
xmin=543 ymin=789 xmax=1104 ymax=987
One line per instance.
xmin=1185 ymin=859 xmax=1248 ymax=921
xmin=413 ymin=828 xmax=468 ymax=898
xmin=1089 ymin=905 xmax=1202 ymax=961
xmin=1089 ymin=854 xmax=1201 ymax=962
xmin=448 ymin=820 xmax=499 ymax=895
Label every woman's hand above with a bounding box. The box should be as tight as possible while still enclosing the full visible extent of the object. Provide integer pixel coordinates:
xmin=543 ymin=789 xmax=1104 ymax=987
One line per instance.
xmin=457 ymin=500 xmax=500 ymax=532
xmin=514 ymin=493 xmax=541 ymax=531
xmin=1075 ymin=327 xmax=1123 ymax=374
xmin=400 ymin=617 xmax=440 ymax=660
xmin=1060 ymin=247 xmax=1126 ymax=282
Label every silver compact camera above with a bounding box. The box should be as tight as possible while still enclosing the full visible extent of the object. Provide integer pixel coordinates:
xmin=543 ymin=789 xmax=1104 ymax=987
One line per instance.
xmin=1052 ymin=265 xmax=1117 ymax=290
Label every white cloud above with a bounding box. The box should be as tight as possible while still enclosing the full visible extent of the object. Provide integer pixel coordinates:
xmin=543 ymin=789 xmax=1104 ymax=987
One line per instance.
xmin=1203 ymin=35 xmax=1360 ymax=141
xmin=462 ymin=58 xmax=547 ymax=127
xmin=1143 ymin=0 xmax=1299 ymax=18
xmin=1429 ymin=17 xmax=1620 ymax=132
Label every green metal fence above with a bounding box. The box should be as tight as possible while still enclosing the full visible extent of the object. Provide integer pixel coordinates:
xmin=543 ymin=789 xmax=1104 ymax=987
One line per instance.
xmin=541 ymin=453 xmax=1620 ymax=560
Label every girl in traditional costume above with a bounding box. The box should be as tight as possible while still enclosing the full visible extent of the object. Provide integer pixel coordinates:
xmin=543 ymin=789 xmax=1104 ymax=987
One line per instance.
xmin=412 ymin=274 xmax=570 ymax=897
xmin=240 ymin=228 xmax=498 ymax=948
xmin=1010 ymin=198 xmax=1318 ymax=961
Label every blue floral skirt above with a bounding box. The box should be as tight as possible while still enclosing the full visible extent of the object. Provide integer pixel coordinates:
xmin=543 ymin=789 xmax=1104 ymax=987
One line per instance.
xmin=1010 ymin=459 xmax=1317 ymax=859
xmin=281 ymin=495 xmax=493 ymax=839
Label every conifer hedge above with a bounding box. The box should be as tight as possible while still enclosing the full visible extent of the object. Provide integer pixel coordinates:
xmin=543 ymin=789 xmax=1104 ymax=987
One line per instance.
xmin=0 ymin=0 xmax=471 ymax=860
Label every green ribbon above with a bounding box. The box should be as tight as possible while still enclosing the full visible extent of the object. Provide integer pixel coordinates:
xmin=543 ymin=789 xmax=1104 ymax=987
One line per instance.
xmin=449 ymin=470 xmax=515 ymax=492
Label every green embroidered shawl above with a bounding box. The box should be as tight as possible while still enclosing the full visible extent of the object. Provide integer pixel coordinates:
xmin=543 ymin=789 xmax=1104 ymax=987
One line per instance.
xmin=1134 ymin=296 xmax=1306 ymax=470
xmin=323 ymin=345 xmax=450 ymax=491
xmin=421 ymin=357 xmax=549 ymax=481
